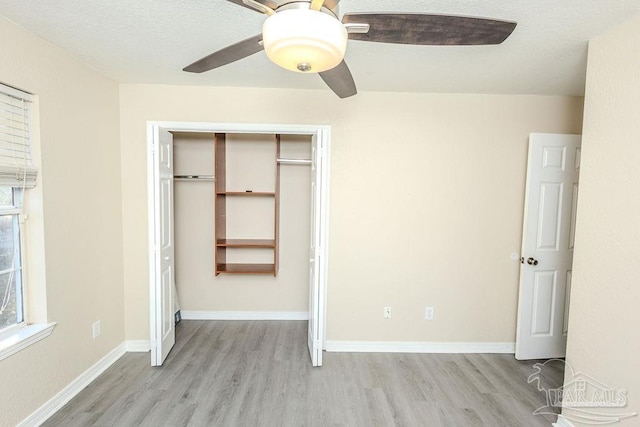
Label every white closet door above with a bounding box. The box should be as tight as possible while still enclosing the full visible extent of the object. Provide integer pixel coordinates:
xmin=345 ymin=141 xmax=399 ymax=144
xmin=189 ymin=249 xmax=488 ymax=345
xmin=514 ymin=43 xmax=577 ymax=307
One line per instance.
xmin=307 ymin=132 xmax=325 ymax=367
xmin=150 ymin=126 xmax=176 ymax=366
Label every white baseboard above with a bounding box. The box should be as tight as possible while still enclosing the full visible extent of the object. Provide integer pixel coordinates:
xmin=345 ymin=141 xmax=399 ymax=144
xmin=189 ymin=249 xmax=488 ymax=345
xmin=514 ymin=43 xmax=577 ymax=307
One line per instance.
xmin=181 ymin=311 xmax=309 ymax=320
xmin=18 ymin=343 xmax=127 ymax=427
xmin=553 ymin=415 xmax=574 ymax=427
xmin=124 ymin=340 xmax=150 ymax=352
xmin=325 ymin=340 xmax=515 ymax=354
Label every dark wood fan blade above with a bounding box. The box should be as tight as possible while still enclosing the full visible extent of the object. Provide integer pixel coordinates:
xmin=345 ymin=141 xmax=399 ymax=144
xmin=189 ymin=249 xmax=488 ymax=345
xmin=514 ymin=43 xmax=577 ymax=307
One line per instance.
xmin=225 ymin=0 xmax=277 ymax=13
xmin=319 ymin=60 xmax=357 ymax=99
xmin=183 ymin=34 xmax=264 ymax=73
xmin=342 ymin=13 xmax=517 ymax=45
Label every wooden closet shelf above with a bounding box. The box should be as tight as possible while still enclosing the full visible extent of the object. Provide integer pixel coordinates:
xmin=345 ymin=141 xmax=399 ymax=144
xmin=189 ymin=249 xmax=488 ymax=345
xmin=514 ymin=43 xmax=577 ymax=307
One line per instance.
xmin=216 ymin=263 xmax=276 ymax=275
xmin=216 ymin=191 xmax=275 ymax=197
xmin=216 ymin=239 xmax=275 ymax=248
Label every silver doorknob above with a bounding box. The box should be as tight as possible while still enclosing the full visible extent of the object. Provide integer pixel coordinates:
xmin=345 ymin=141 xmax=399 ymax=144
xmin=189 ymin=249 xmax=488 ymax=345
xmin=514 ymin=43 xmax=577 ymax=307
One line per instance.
xmin=527 ymin=257 xmax=539 ymax=266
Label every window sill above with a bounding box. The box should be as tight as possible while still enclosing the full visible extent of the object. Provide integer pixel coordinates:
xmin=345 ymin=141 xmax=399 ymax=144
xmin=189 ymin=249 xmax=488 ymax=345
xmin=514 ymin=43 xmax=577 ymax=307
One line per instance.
xmin=0 ymin=323 xmax=56 ymax=362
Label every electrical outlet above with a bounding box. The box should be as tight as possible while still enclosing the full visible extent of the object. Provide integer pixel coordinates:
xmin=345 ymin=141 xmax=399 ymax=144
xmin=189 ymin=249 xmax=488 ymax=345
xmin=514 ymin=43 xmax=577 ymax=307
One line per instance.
xmin=384 ymin=306 xmax=392 ymax=319
xmin=425 ymin=307 xmax=434 ymax=320
xmin=92 ymin=320 xmax=101 ymax=339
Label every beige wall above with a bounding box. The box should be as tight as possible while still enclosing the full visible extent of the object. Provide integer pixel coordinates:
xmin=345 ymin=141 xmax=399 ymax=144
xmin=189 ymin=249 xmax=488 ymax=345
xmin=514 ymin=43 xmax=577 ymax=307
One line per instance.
xmin=173 ymin=132 xmax=311 ymax=312
xmin=120 ymin=85 xmax=583 ymax=342
xmin=0 ymin=16 xmax=123 ymax=426
xmin=562 ymin=15 xmax=640 ymax=425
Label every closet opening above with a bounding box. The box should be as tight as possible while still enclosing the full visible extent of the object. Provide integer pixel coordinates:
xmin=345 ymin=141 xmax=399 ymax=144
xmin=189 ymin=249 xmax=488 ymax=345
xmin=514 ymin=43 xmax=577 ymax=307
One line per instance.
xmin=147 ymin=123 xmax=330 ymax=369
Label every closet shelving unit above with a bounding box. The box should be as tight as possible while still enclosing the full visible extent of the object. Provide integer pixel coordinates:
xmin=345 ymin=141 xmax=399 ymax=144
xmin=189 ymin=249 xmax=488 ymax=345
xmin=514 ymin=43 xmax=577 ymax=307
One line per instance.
xmin=214 ymin=133 xmax=280 ymax=276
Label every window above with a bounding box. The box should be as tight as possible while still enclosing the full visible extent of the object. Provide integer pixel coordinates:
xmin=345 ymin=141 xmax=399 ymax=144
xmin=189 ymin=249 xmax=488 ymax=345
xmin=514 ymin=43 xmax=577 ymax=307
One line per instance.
xmin=0 ymin=83 xmax=53 ymax=361
xmin=0 ymin=83 xmax=37 ymax=337
xmin=0 ymin=187 xmax=23 ymax=332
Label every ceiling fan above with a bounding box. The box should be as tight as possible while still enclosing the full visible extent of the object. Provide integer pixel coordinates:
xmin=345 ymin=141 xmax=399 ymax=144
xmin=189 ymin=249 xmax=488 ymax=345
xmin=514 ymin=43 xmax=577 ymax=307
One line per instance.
xmin=183 ymin=0 xmax=517 ymax=99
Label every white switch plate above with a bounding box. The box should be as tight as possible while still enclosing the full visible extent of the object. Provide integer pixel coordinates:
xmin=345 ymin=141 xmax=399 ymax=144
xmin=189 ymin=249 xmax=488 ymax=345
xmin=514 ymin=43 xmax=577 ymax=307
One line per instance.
xmin=384 ymin=306 xmax=392 ymax=319
xmin=425 ymin=307 xmax=434 ymax=320
xmin=92 ymin=320 xmax=101 ymax=339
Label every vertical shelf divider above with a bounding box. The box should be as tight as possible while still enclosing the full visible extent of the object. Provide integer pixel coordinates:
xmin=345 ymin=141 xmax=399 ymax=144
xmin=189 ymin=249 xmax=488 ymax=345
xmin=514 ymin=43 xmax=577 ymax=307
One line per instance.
xmin=214 ymin=133 xmax=226 ymax=276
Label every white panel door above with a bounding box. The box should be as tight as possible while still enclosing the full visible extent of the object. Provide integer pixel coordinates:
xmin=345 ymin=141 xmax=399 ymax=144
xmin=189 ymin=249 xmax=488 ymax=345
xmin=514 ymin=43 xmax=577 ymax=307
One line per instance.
xmin=307 ymin=132 xmax=324 ymax=367
xmin=516 ymin=133 xmax=581 ymax=360
xmin=151 ymin=127 xmax=176 ymax=366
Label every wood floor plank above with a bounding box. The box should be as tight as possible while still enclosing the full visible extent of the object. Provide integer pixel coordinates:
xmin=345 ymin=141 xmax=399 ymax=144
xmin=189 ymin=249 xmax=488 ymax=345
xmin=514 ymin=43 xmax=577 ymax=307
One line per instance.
xmin=43 ymin=321 xmax=562 ymax=427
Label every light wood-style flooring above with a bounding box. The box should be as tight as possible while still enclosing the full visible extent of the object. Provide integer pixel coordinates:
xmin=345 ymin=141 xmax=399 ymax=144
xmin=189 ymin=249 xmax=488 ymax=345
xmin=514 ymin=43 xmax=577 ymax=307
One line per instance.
xmin=44 ymin=321 xmax=563 ymax=426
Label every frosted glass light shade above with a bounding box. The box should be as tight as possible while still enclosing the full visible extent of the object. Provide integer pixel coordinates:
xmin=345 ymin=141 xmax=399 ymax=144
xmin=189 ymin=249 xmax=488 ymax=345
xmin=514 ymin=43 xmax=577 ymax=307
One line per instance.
xmin=262 ymin=9 xmax=347 ymax=73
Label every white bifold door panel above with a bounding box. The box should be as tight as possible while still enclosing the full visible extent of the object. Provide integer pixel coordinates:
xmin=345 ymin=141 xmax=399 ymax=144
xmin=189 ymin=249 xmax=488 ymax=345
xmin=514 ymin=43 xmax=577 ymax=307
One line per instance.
xmin=150 ymin=126 xmax=176 ymax=366
xmin=516 ymin=133 xmax=581 ymax=360
xmin=307 ymin=132 xmax=326 ymax=367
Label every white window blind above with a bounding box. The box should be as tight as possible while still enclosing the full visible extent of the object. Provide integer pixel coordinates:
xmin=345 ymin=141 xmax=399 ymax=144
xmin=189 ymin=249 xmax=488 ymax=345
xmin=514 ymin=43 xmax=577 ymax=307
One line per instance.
xmin=0 ymin=84 xmax=37 ymax=188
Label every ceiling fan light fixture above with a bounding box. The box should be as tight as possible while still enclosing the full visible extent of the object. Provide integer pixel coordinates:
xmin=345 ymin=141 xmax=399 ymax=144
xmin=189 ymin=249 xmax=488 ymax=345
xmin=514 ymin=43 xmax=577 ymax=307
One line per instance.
xmin=262 ymin=9 xmax=347 ymax=73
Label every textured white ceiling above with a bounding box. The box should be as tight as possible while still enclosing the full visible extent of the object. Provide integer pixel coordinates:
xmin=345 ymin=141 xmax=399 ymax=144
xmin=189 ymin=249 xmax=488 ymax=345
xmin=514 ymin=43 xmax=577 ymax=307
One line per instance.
xmin=0 ymin=0 xmax=638 ymax=96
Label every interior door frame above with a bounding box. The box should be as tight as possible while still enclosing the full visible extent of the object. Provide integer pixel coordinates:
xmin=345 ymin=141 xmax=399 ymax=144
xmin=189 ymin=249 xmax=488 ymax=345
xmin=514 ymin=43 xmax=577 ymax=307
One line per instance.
xmin=146 ymin=121 xmax=331 ymax=366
